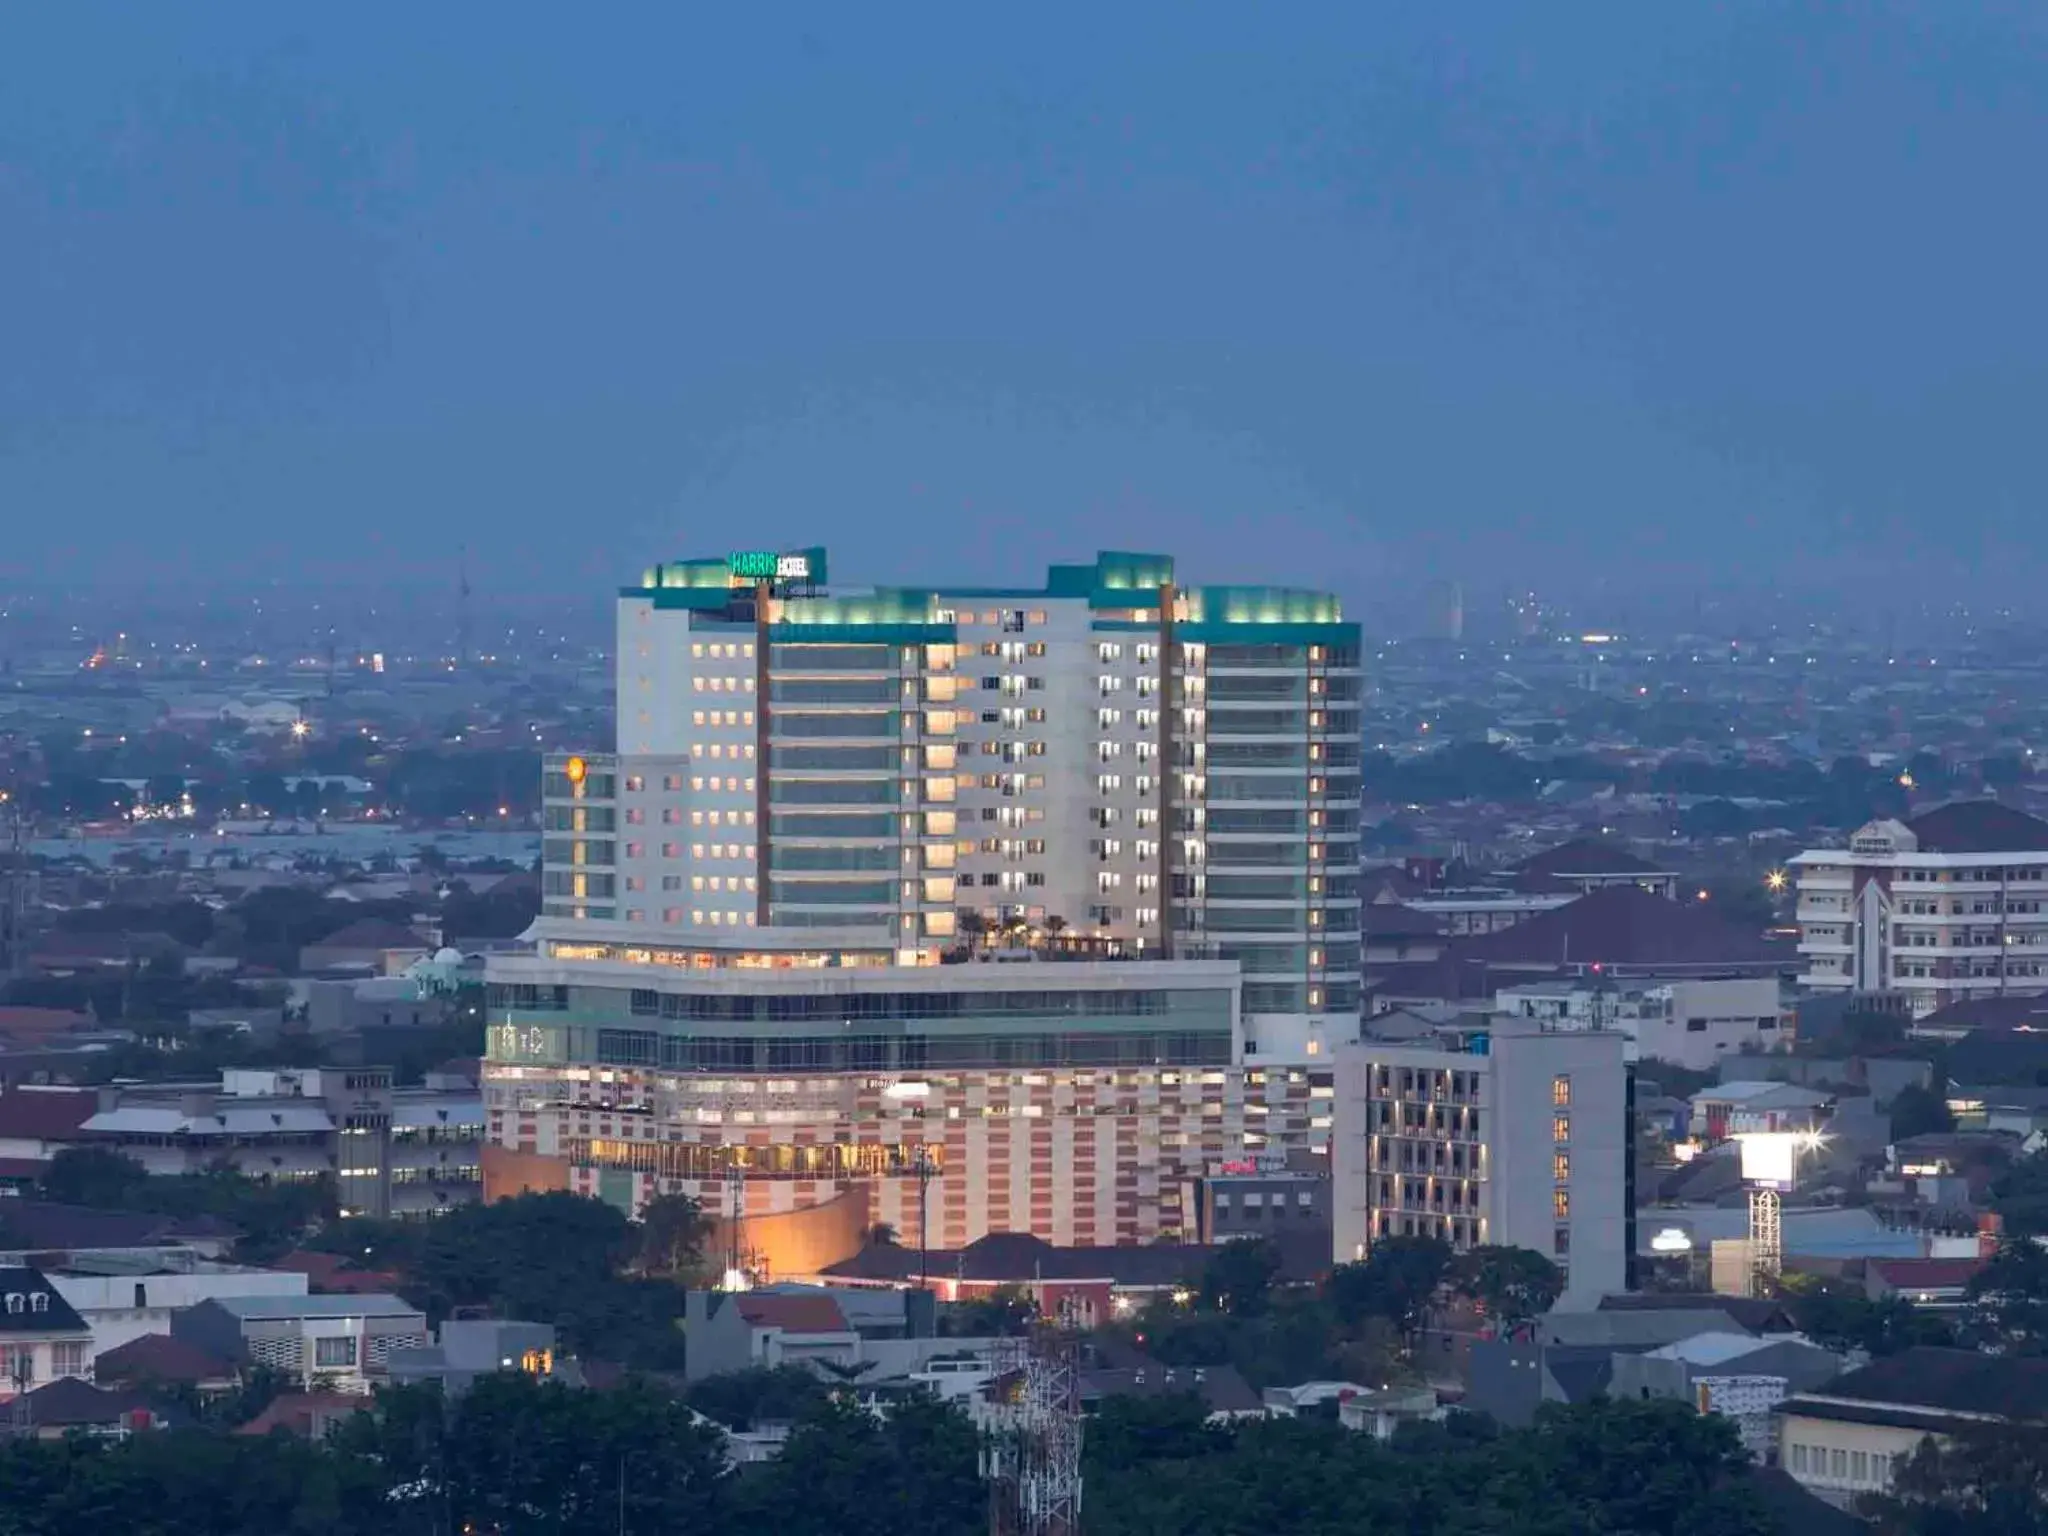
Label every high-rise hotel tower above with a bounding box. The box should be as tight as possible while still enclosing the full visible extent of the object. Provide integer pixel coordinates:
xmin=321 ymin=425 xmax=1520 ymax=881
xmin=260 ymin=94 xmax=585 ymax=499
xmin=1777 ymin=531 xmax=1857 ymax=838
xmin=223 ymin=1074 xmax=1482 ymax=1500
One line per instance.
xmin=486 ymin=549 xmax=1360 ymax=1261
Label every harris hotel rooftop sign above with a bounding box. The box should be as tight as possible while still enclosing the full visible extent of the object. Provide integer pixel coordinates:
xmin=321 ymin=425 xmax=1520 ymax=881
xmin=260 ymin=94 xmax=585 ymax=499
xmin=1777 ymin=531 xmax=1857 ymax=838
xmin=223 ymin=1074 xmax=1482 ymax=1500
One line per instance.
xmin=729 ymin=550 xmax=815 ymax=583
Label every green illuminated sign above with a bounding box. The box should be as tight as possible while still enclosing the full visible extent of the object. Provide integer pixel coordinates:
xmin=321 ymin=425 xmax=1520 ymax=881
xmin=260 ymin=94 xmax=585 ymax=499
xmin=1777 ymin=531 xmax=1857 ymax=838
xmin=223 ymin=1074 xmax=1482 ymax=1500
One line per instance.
xmin=729 ymin=551 xmax=812 ymax=582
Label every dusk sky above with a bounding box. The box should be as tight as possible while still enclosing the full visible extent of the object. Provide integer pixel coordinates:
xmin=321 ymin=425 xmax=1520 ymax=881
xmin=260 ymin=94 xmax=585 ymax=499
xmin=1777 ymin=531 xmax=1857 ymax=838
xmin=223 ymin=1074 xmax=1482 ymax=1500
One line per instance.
xmin=5 ymin=3 xmax=2046 ymax=610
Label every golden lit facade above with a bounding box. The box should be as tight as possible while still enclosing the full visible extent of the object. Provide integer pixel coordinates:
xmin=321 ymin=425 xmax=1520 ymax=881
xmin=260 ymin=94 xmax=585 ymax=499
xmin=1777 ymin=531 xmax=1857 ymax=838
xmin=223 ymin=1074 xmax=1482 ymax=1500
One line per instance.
xmin=483 ymin=952 xmax=1281 ymax=1251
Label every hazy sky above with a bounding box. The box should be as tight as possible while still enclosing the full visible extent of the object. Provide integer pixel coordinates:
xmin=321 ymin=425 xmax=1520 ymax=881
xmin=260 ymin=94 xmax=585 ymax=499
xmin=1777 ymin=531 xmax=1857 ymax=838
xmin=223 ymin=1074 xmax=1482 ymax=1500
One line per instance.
xmin=5 ymin=3 xmax=2046 ymax=610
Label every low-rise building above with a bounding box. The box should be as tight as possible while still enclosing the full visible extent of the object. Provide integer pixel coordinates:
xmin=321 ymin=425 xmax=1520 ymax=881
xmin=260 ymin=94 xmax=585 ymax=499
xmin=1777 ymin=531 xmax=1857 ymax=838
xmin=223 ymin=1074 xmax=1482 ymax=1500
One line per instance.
xmin=46 ymin=1258 xmax=310 ymax=1359
xmin=0 ymin=1265 xmax=94 ymax=1399
xmin=386 ymin=1319 xmax=559 ymax=1396
xmin=171 ymin=1293 xmax=430 ymax=1394
xmin=78 ymin=1067 xmax=481 ymax=1220
xmin=1777 ymin=1347 xmax=2048 ymax=1508
xmin=1496 ymin=976 xmax=1785 ymax=1073
xmin=1508 ymin=839 xmax=1680 ymax=901
xmin=13 ymin=1378 xmax=180 ymax=1440
xmin=1688 ymin=1082 xmax=1832 ymax=1141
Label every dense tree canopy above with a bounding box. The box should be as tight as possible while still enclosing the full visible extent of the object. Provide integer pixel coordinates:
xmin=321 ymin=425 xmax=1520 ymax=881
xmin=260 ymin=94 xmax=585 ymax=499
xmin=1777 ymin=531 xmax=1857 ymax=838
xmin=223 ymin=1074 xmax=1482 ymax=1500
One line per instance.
xmin=34 ymin=1148 xmax=332 ymax=1261
xmin=0 ymin=1378 xmax=1798 ymax=1536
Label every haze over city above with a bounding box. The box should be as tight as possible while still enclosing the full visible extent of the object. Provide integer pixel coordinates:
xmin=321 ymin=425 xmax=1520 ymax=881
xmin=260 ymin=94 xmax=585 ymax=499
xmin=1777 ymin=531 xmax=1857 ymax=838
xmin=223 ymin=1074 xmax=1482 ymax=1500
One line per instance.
xmin=5 ymin=8 xmax=2048 ymax=1534
xmin=8 ymin=2 xmax=2048 ymax=611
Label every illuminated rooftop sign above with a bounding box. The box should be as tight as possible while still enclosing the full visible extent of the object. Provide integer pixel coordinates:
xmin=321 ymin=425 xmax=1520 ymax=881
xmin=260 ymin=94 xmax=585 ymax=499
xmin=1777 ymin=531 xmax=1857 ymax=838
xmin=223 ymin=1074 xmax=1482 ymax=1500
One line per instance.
xmin=730 ymin=551 xmax=813 ymax=582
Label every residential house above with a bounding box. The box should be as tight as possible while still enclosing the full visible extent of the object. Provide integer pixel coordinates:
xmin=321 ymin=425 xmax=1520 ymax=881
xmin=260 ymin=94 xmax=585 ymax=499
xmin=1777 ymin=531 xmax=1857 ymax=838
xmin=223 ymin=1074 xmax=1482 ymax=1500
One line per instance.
xmin=0 ymin=1202 xmax=237 ymax=1267
xmin=0 ymin=1086 xmax=98 ymax=1181
xmin=13 ymin=1378 xmax=180 ymax=1440
xmin=171 ymin=1293 xmax=429 ymax=1394
xmin=46 ymin=1257 xmax=309 ymax=1359
xmin=681 ymin=1291 xmax=861 ymax=1382
xmin=92 ymin=1332 xmax=239 ymax=1396
xmin=385 ymin=1319 xmax=560 ymax=1396
xmin=298 ymin=920 xmax=431 ymax=975
xmin=233 ymin=1391 xmax=368 ymax=1439
xmin=0 ymin=1265 xmax=94 ymax=1399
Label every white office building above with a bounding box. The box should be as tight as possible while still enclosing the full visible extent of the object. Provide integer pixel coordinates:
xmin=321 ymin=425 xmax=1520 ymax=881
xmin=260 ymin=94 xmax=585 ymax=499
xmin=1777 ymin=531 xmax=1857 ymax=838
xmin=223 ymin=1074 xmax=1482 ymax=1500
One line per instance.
xmin=1792 ymin=804 xmax=2048 ymax=1017
xmin=1332 ymin=1019 xmax=1632 ymax=1308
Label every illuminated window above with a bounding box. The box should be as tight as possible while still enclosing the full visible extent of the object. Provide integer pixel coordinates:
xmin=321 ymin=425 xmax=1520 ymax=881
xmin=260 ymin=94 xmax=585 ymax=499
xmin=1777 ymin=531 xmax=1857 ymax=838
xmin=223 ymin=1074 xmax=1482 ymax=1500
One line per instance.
xmin=1553 ymin=1115 xmax=1570 ymax=1144
xmin=1553 ymin=1152 xmax=1570 ymax=1180
xmin=1553 ymin=1189 xmax=1570 ymax=1219
xmin=1552 ymin=1075 xmax=1571 ymax=1107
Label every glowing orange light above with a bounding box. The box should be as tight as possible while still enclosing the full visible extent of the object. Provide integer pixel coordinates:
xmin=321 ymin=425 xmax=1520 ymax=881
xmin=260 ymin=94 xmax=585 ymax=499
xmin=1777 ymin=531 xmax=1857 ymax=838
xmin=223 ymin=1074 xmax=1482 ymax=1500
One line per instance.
xmin=565 ymin=756 xmax=587 ymax=785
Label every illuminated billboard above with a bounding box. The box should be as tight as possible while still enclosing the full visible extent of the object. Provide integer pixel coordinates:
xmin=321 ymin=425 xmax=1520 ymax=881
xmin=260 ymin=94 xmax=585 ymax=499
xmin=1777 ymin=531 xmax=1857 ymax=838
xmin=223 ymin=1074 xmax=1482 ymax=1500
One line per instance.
xmin=1734 ymin=1131 xmax=1814 ymax=1190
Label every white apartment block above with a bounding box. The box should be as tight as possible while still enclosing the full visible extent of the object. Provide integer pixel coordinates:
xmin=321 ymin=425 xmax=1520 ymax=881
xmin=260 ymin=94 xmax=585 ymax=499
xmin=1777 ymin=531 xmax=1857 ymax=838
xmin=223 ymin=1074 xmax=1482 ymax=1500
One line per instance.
xmin=1792 ymin=805 xmax=2048 ymax=1017
xmin=1332 ymin=1020 xmax=1631 ymax=1308
xmin=547 ymin=547 xmax=1363 ymax=1063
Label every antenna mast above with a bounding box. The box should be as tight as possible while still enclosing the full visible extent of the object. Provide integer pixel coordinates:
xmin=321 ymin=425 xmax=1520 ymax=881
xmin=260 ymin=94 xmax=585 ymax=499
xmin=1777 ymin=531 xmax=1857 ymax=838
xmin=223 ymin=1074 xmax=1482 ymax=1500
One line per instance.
xmin=984 ymin=1324 xmax=1083 ymax=1536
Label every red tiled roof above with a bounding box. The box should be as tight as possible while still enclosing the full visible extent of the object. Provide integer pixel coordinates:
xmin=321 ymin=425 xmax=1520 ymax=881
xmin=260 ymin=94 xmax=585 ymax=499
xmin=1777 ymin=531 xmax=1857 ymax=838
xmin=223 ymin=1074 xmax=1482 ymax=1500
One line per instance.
xmin=0 ymin=1087 xmax=97 ymax=1141
xmin=306 ymin=919 xmax=428 ymax=951
xmin=1868 ymin=1257 xmax=1985 ymax=1291
xmin=1908 ymin=801 xmax=2048 ymax=854
xmin=95 ymin=1332 xmax=237 ymax=1386
xmin=734 ymin=1293 xmax=847 ymax=1332
xmin=1453 ymin=886 xmax=1777 ymax=967
xmin=271 ymin=1251 xmax=404 ymax=1294
xmin=234 ymin=1392 xmax=367 ymax=1437
xmin=1512 ymin=837 xmax=1668 ymax=878
xmin=0 ymin=1009 xmax=94 ymax=1042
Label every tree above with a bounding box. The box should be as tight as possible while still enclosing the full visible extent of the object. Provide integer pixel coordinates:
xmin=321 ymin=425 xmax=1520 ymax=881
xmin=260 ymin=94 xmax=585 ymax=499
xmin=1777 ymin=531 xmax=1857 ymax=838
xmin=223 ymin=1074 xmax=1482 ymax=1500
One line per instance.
xmin=38 ymin=1146 xmax=152 ymax=1208
xmin=1890 ymin=1082 xmax=1958 ymax=1142
xmin=1968 ymin=1241 xmax=2048 ymax=1354
xmin=731 ymin=1392 xmax=985 ymax=1536
xmin=866 ymin=1222 xmax=900 ymax=1247
xmin=1199 ymin=1237 xmax=1281 ymax=1318
xmin=1448 ymin=1245 xmax=1564 ymax=1328
xmin=337 ymin=1373 xmax=729 ymax=1536
xmin=1865 ymin=1418 xmax=2048 ymax=1535
xmin=1085 ymin=1391 xmax=1226 ymax=1472
xmin=1699 ymin=875 xmax=1777 ymax=932
xmin=682 ymin=1365 xmax=829 ymax=1431
xmin=945 ymin=1285 xmax=1037 ymax=1337
xmin=1775 ymin=1273 xmax=1954 ymax=1357
xmin=634 ymin=1192 xmax=712 ymax=1281
xmin=401 ymin=1192 xmax=688 ymax=1365
xmin=1991 ymin=1151 xmax=2048 ymax=1238
xmin=1327 ymin=1235 xmax=1451 ymax=1334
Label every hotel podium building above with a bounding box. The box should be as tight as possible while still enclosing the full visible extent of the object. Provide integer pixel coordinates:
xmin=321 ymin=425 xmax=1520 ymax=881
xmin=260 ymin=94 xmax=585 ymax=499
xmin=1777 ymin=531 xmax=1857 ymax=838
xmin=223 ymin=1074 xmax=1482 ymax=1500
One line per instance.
xmin=484 ymin=549 xmax=1359 ymax=1266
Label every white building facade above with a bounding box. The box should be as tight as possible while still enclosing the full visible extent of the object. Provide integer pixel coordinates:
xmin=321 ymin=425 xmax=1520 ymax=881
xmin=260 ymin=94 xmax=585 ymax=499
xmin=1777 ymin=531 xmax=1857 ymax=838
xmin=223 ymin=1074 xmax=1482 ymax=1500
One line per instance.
xmin=552 ymin=547 xmax=1362 ymax=1063
xmin=1792 ymin=807 xmax=2048 ymax=1017
xmin=1332 ymin=1020 xmax=1632 ymax=1308
xmin=1494 ymin=976 xmax=1785 ymax=1073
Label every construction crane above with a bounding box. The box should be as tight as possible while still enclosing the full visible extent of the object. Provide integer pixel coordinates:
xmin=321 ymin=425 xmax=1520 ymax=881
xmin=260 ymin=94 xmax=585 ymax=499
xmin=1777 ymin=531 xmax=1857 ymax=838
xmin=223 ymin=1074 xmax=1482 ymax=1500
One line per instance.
xmin=982 ymin=1323 xmax=1083 ymax=1536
